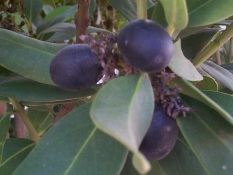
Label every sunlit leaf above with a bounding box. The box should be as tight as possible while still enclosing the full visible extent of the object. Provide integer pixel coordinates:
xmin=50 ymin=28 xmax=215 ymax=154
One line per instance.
xmin=187 ymin=0 xmax=233 ymax=27
xmin=91 ymin=73 xmax=154 ymax=174
xmin=168 ymin=40 xmax=203 ymax=81
xmin=160 ymin=0 xmax=188 ymax=30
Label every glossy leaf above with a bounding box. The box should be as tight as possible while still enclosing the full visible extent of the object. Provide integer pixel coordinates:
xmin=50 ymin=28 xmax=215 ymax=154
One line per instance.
xmin=201 ymin=61 xmax=233 ymax=91
xmin=178 ymin=96 xmax=233 ymax=175
xmin=13 ymin=104 xmax=128 ymax=175
xmin=91 ymin=73 xmax=154 ymax=174
xmin=168 ymin=40 xmax=203 ymax=81
xmin=160 ymin=0 xmax=188 ymax=30
xmin=175 ymin=78 xmax=233 ymax=125
xmin=0 ymin=139 xmax=35 ymax=175
xmin=37 ymin=5 xmax=77 ymax=34
xmin=0 ymin=77 xmax=97 ymax=105
xmin=121 ymin=134 xmax=208 ymax=175
xmin=27 ymin=108 xmax=53 ymax=136
xmin=187 ymin=0 xmax=233 ymax=27
xmin=150 ymin=2 xmax=167 ymax=28
xmin=0 ymin=29 xmax=65 ymax=85
xmin=194 ymin=76 xmax=218 ymax=91
xmin=24 ymin=0 xmax=43 ymax=24
xmin=203 ymin=90 xmax=233 ymax=122
xmin=0 ymin=114 xmax=10 ymax=164
xmin=181 ymin=28 xmax=220 ymax=59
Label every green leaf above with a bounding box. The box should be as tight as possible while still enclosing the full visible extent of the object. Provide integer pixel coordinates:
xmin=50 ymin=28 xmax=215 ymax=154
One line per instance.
xmin=160 ymin=0 xmax=188 ymax=30
xmin=175 ymin=78 xmax=233 ymax=125
xmin=0 ymin=77 xmax=97 ymax=105
xmin=0 ymin=29 xmax=65 ymax=85
xmin=150 ymin=2 xmax=167 ymax=28
xmin=107 ymin=0 xmax=136 ymax=21
xmin=40 ymin=22 xmax=111 ymax=38
xmin=0 ymin=139 xmax=35 ymax=175
xmin=121 ymin=135 xmax=209 ymax=175
xmin=201 ymin=61 xmax=233 ymax=91
xmin=187 ymin=0 xmax=233 ymax=27
xmin=0 ymin=114 xmax=10 ymax=164
xmin=37 ymin=5 xmax=77 ymax=34
xmin=181 ymin=28 xmax=220 ymax=59
xmin=168 ymin=40 xmax=203 ymax=81
xmin=27 ymin=108 xmax=53 ymax=136
xmin=38 ymin=0 xmax=58 ymax=8
xmin=91 ymin=73 xmax=154 ymax=174
xmin=178 ymin=96 xmax=233 ymax=175
xmin=194 ymin=76 xmax=218 ymax=91
xmin=203 ymin=90 xmax=233 ymax=123
xmin=24 ymin=0 xmax=43 ymax=24
xmin=13 ymin=103 xmax=128 ymax=175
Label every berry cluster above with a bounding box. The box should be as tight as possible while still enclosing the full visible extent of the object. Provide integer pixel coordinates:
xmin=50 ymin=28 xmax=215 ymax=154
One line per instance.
xmin=49 ymin=19 xmax=190 ymax=161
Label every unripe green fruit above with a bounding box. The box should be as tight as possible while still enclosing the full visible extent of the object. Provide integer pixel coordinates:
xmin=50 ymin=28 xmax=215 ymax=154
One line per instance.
xmin=139 ymin=105 xmax=178 ymax=160
xmin=50 ymin=44 xmax=102 ymax=90
xmin=117 ymin=19 xmax=174 ymax=72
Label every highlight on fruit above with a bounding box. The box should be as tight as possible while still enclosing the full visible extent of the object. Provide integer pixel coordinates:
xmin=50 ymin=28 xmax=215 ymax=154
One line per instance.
xmin=50 ymin=44 xmax=102 ymax=90
xmin=117 ymin=19 xmax=174 ymax=72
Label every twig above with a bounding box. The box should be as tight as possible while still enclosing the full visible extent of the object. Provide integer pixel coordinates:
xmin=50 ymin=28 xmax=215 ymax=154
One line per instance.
xmin=192 ymin=23 xmax=233 ymax=67
xmin=76 ymin=0 xmax=91 ymax=43
xmin=9 ymin=98 xmax=40 ymax=143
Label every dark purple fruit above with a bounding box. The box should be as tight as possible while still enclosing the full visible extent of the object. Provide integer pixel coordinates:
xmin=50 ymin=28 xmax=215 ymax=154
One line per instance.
xmin=50 ymin=44 xmax=102 ymax=90
xmin=139 ymin=105 xmax=178 ymax=160
xmin=117 ymin=19 xmax=173 ymax=72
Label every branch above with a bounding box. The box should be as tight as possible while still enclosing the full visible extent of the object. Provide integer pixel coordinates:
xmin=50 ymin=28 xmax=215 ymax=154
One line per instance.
xmin=76 ymin=0 xmax=91 ymax=43
xmin=9 ymin=98 xmax=40 ymax=143
xmin=192 ymin=23 xmax=233 ymax=67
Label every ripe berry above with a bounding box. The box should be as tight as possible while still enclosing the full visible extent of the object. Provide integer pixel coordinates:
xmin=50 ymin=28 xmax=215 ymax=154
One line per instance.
xmin=50 ymin=44 xmax=102 ymax=90
xmin=139 ymin=105 xmax=178 ymax=160
xmin=117 ymin=19 xmax=174 ymax=72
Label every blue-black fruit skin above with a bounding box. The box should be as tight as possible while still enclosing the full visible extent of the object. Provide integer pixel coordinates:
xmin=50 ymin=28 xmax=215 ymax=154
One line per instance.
xmin=50 ymin=44 xmax=102 ymax=90
xmin=117 ymin=19 xmax=174 ymax=72
xmin=139 ymin=106 xmax=178 ymax=160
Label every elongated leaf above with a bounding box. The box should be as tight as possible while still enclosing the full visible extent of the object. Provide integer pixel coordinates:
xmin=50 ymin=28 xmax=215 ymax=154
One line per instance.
xmin=150 ymin=2 xmax=167 ymax=28
xmin=24 ymin=0 xmax=43 ymax=24
xmin=168 ymin=40 xmax=203 ymax=81
xmin=160 ymin=0 xmax=188 ymax=30
xmin=0 ymin=114 xmax=10 ymax=164
xmin=37 ymin=5 xmax=77 ymax=34
xmin=0 ymin=139 xmax=35 ymax=175
xmin=201 ymin=61 xmax=233 ymax=91
xmin=194 ymin=76 xmax=218 ymax=91
xmin=221 ymin=63 xmax=233 ymax=74
xmin=174 ymin=78 xmax=233 ymax=125
xmin=13 ymin=104 xmax=128 ymax=175
xmin=0 ymin=29 xmax=65 ymax=85
xmin=43 ymin=6 xmax=71 ymax=21
xmin=178 ymin=96 xmax=233 ymax=175
xmin=187 ymin=0 xmax=233 ymax=27
xmin=107 ymin=0 xmax=136 ymax=21
xmin=27 ymin=108 xmax=53 ymax=136
xmin=121 ymin=134 xmax=209 ymax=175
xmin=181 ymin=28 xmax=220 ymax=59
xmin=0 ymin=77 xmax=97 ymax=105
xmin=203 ymin=91 xmax=233 ymax=121
xmin=91 ymin=73 xmax=154 ymax=174
xmin=38 ymin=0 xmax=58 ymax=8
